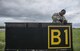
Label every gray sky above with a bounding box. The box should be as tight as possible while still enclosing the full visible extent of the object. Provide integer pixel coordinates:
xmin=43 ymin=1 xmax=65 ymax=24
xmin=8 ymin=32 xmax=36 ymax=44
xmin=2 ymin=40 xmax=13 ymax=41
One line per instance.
xmin=0 ymin=0 xmax=80 ymax=28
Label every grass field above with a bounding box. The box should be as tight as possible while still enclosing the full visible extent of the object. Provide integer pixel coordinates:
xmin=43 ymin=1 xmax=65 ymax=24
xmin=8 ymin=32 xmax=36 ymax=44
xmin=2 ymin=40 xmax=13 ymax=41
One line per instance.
xmin=73 ymin=28 xmax=80 ymax=51
xmin=0 ymin=29 xmax=5 ymax=51
xmin=0 ymin=28 xmax=80 ymax=51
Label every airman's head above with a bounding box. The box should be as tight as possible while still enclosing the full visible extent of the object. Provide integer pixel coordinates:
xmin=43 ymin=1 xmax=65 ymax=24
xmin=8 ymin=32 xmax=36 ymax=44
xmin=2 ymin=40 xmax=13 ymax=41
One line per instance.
xmin=59 ymin=9 xmax=66 ymax=16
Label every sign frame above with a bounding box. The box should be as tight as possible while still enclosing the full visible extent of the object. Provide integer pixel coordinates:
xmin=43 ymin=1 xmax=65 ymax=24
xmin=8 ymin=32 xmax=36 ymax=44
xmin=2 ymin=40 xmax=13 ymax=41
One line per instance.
xmin=48 ymin=25 xmax=72 ymax=49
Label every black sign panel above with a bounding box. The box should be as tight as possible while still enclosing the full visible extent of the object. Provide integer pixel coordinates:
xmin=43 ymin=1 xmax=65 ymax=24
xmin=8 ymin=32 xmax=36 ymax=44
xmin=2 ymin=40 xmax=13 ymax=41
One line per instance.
xmin=5 ymin=23 xmax=72 ymax=50
xmin=5 ymin=23 xmax=49 ymax=49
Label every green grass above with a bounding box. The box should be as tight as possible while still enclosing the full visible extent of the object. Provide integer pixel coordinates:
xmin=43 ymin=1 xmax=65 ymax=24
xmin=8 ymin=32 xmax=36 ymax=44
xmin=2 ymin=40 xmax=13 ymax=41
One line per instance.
xmin=0 ymin=31 xmax=5 ymax=51
xmin=0 ymin=28 xmax=80 ymax=51
xmin=73 ymin=28 xmax=80 ymax=51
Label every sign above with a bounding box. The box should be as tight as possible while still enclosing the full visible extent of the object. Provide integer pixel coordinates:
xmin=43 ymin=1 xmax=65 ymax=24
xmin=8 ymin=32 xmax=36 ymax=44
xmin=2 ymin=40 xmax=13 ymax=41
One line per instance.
xmin=5 ymin=23 xmax=72 ymax=51
xmin=48 ymin=25 xmax=72 ymax=49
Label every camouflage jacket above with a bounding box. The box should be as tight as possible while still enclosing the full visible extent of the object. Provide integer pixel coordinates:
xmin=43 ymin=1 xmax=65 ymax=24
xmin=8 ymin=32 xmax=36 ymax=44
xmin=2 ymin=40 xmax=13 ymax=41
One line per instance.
xmin=52 ymin=13 xmax=66 ymax=23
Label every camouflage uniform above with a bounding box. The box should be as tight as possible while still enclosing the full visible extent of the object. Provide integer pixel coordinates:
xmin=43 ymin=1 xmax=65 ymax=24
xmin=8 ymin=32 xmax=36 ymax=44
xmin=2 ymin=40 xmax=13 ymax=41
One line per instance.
xmin=52 ymin=13 xmax=67 ymax=23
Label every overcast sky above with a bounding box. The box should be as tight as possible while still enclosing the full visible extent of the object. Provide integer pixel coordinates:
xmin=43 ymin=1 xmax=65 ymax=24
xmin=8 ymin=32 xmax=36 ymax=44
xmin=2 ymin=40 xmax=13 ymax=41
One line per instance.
xmin=0 ymin=0 xmax=80 ymax=28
